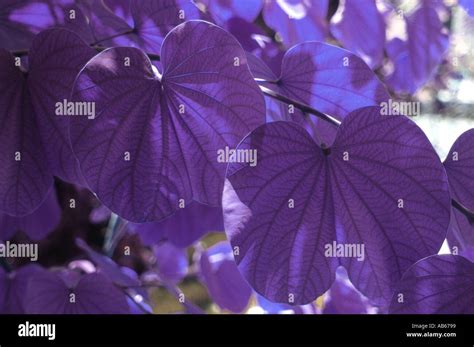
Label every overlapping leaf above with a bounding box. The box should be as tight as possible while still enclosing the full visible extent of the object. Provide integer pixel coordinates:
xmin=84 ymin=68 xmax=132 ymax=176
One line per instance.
xmin=262 ymin=0 xmax=328 ymax=47
xmin=131 ymin=202 xmax=223 ymax=247
xmin=386 ymin=4 xmax=448 ymax=93
xmin=0 ymin=50 xmax=52 ymax=216
xmin=0 ymin=188 xmax=61 ymax=241
xmin=249 ymin=43 xmax=389 ymax=145
xmin=444 ymin=129 xmax=474 ymax=256
xmin=223 ymin=107 xmax=450 ymax=305
xmin=97 ymin=0 xmax=204 ymax=54
xmin=29 ymin=29 xmax=95 ymax=184
xmin=330 ymin=0 xmax=385 ymax=68
xmin=389 ymin=255 xmax=474 ymax=314
xmin=70 ymin=20 xmax=264 ymax=222
xmin=0 ymin=0 xmax=93 ymax=50
xmin=25 ymin=269 xmax=129 ymax=314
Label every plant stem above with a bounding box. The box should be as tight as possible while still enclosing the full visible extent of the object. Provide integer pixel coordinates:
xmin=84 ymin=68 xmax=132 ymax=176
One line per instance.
xmin=451 ymin=199 xmax=474 ymax=224
xmin=91 ymin=28 xmax=135 ymax=46
xmin=258 ymin=85 xmax=341 ymax=127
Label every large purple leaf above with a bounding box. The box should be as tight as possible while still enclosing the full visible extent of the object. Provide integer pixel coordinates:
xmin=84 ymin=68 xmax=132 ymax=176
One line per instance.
xmin=0 ymin=50 xmax=53 ymax=216
xmin=389 ymin=255 xmax=474 ymax=314
xmin=330 ymin=108 xmax=449 ymax=305
xmin=0 ymin=187 xmax=61 ymax=241
xmin=253 ymin=43 xmax=389 ymax=145
xmin=29 ymin=29 xmax=95 ymax=184
xmin=330 ymin=0 xmax=385 ymax=68
xmin=71 ymin=20 xmax=264 ymax=222
xmin=262 ymin=0 xmax=328 ymax=47
xmin=223 ymin=107 xmax=450 ymax=305
xmin=199 ymin=241 xmax=252 ymax=313
xmin=386 ymin=5 xmax=448 ymax=93
xmin=223 ymin=121 xmax=338 ymax=304
xmin=131 ymin=202 xmax=223 ymax=247
xmin=25 ymin=269 xmax=129 ymax=314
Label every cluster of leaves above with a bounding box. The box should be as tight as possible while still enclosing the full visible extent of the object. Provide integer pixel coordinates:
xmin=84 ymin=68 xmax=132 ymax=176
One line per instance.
xmin=0 ymin=0 xmax=473 ymax=314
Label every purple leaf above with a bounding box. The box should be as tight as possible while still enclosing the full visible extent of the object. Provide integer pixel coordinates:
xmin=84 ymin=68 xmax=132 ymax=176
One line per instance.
xmin=204 ymin=0 xmax=263 ymax=24
xmin=70 ymin=20 xmax=264 ymax=222
xmin=98 ymin=0 xmax=204 ymax=53
xmin=25 ymin=269 xmax=130 ymax=314
xmin=0 ymin=0 xmax=93 ymax=50
xmin=444 ymin=130 xmax=474 ymax=254
xmin=199 ymin=241 xmax=252 ymax=313
xmin=262 ymin=0 xmax=328 ymax=47
xmin=330 ymin=0 xmax=385 ymax=68
xmin=226 ymin=18 xmax=283 ymax=76
xmin=0 ymin=187 xmax=61 ymax=241
xmin=386 ymin=5 xmax=448 ymax=93
xmin=0 ymin=50 xmax=53 ymax=216
xmin=389 ymin=255 xmax=474 ymax=314
xmin=223 ymin=107 xmax=450 ymax=305
xmin=0 ymin=264 xmax=43 ymax=314
xmin=29 ymin=29 xmax=95 ymax=185
xmin=444 ymin=129 xmax=474 ymax=211
xmin=154 ymin=242 xmax=188 ymax=284
xmin=252 ymin=42 xmax=389 ymax=145
xmin=103 ymin=0 xmax=134 ymax=26
xmin=447 ymin=207 xmax=474 ymax=257
xmin=131 ymin=202 xmax=223 ymax=247
xmin=322 ymin=267 xmax=373 ymax=314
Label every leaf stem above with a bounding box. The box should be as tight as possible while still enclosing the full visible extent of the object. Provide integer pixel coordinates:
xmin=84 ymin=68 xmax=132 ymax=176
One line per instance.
xmin=451 ymin=199 xmax=474 ymax=224
xmin=258 ymin=85 xmax=342 ymax=127
xmin=90 ymin=28 xmax=136 ymax=46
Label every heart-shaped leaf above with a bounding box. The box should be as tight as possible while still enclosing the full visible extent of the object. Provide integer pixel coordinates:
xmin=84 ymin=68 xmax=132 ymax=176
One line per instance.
xmin=223 ymin=106 xmax=450 ymax=305
xmin=70 ymin=20 xmax=265 ymax=222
